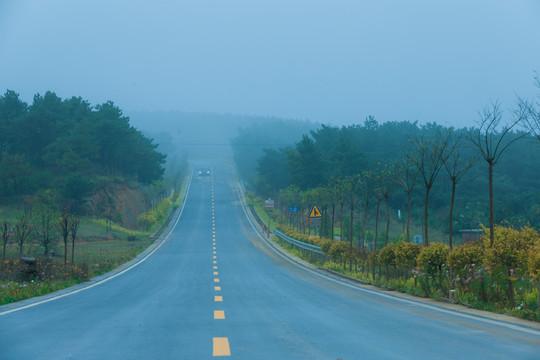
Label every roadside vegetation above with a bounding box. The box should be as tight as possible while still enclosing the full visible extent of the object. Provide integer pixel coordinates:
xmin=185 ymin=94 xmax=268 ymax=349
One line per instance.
xmin=240 ymin=78 xmax=540 ymax=321
xmin=0 ymin=180 xmax=186 ymax=305
xmin=270 ymin=220 xmax=540 ymax=321
xmin=0 ymin=90 xmax=188 ymax=305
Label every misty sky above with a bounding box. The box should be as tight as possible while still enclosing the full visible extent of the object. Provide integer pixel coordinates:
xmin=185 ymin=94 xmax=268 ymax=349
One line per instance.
xmin=1 ymin=1 xmax=539 ymax=128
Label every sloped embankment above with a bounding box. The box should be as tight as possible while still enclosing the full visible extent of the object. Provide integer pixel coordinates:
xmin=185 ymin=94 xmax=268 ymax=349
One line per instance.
xmin=88 ymin=182 xmax=146 ymax=230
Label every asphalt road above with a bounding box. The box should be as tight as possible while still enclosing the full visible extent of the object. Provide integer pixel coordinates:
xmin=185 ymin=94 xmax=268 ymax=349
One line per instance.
xmin=1 ymin=163 xmax=539 ymax=359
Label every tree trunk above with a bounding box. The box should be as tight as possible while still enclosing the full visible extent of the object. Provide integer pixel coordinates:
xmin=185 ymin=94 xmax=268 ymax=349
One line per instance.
xmin=72 ymin=237 xmax=75 ymax=264
xmin=406 ymin=191 xmax=412 ymax=242
xmin=385 ymin=195 xmax=390 ymax=246
xmin=339 ymin=203 xmax=344 ymax=241
xmin=489 ymin=161 xmax=494 ymax=247
xmin=508 ymin=270 xmax=515 ymax=308
xmin=362 ymin=199 xmax=369 ymax=249
xmin=322 ymin=208 xmax=327 ymax=237
xmin=375 ymin=199 xmax=381 ymax=251
xmin=331 ymin=205 xmax=335 ymax=240
xmin=424 ymin=187 xmax=430 ymax=246
xmin=350 ymin=201 xmax=354 ymax=249
xmin=537 ymin=281 xmax=540 ymax=310
xmin=64 ymin=241 xmax=68 ymax=264
xmin=449 ymin=179 xmax=456 ymax=250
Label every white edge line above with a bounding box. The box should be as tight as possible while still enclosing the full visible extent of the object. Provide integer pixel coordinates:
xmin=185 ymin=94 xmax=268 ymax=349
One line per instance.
xmin=230 ymin=165 xmax=540 ymax=337
xmin=0 ymin=169 xmax=194 ymax=317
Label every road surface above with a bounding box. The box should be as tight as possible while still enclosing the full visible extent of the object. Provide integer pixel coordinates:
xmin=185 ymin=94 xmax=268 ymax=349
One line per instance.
xmin=1 ymin=163 xmax=539 ymax=359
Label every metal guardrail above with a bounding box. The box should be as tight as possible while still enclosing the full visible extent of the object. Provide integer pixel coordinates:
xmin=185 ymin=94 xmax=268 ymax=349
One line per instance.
xmin=273 ymin=229 xmax=326 ymax=260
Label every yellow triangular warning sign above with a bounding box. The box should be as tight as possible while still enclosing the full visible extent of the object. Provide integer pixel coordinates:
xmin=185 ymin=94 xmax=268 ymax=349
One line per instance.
xmin=308 ymin=204 xmax=322 ymax=218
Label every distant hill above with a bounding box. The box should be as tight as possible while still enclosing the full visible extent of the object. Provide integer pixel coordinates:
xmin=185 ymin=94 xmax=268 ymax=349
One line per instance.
xmin=128 ymin=110 xmax=317 ymax=162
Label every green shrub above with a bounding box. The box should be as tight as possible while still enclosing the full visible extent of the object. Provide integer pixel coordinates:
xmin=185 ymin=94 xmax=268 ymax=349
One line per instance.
xmin=448 ymin=240 xmax=484 ymax=279
xmin=394 ymin=241 xmax=421 ymax=277
xmin=483 ymin=225 xmax=538 ymax=307
xmin=417 ymin=243 xmax=450 ymax=296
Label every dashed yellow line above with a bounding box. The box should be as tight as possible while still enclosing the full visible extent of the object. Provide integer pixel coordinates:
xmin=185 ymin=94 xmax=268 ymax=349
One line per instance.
xmin=213 ymin=337 xmax=230 ymax=356
xmin=214 ymin=310 xmax=225 ymax=319
xmin=211 ymin=180 xmax=230 ymax=357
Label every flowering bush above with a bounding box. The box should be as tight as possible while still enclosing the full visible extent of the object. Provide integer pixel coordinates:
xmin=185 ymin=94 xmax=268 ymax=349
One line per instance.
xmin=0 ymin=258 xmax=88 ymax=304
xmin=275 ymin=222 xmax=539 ymax=317
xmin=483 ymin=225 xmax=538 ymax=307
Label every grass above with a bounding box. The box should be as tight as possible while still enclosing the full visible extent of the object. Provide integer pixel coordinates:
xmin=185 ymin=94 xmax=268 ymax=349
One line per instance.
xmin=0 ymin=174 xmax=189 ymax=306
xmin=254 ymin=198 xmax=540 ymax=322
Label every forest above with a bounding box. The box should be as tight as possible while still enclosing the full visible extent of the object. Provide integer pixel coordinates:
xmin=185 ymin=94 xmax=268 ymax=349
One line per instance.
xmin=232 ymin=96 xmax=540 ymax=316
xmin=232 ymin=108 xmax=540 ymax=248
xmin=0 ymin=90 xmax=167 ymax=213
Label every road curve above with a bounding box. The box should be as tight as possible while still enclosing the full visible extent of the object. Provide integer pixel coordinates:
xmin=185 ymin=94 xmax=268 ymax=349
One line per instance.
xmin=1 ymin=162 xmax=539 ymax=359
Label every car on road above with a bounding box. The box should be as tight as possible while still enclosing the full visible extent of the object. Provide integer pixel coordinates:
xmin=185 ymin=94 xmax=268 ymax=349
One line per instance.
xmin=198 ymin=169 xmax=211 ymax=176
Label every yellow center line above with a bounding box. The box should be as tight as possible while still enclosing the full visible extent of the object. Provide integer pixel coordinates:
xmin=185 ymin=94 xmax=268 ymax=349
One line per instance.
xmin=213 ymin=261 xmax=217 ymax=264
xmin=213 ymin=251 xmax=216 ymax=254
xmin=213 ymin=337 xmax=231 ymax=356
xmin=214 ymin=295 xmax=223 ymax=302
xmin=213 ymin=266 xmax=218 ymax=269
xmin=213 ymin=255 xmax=216 ymax=259
xmin=214 ymin=278 xmax=220 ymax=283
xmin=213 ymin=337 xmax=230 ymax=356
xmin=214 ymin=310 xmax=225 ymax=319
xmin=213 ymin=271 xmax=219 ymax=275
xmin=214 ymin=286 xmax=221 ymax=291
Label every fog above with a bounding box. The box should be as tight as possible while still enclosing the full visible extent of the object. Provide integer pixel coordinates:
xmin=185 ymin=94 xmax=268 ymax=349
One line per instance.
xmin=1 ymin=1 xmax=539 ymax=128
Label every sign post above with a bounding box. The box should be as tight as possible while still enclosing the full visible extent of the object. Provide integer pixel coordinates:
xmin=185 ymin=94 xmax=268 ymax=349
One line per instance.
xmin=264 ymin=199 xmax=274 ymax=235
xmin=308 ymin=203 xmax=323 ymax=236
xmin=289 ymin=206 xmax=298 ymax=228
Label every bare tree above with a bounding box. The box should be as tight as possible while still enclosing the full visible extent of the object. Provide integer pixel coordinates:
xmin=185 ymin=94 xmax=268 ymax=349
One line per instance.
xmin=443 ymin=136 xmax=476 ymax=249
xmin=314 ymin=186 xmax=330 ymax=238
xmin=411 ymin=130 xmax=454 ymax=246
xmin=57 ymin=210 xmax=70 ymax=264
xmin=34 ymin=190 xmax=59 ymax=256
xmin=15 ymin=214 xmax=32 ymax=256
xmin=374 ymin=193 xmax=382 ymax=251
xmin=333 ymin=178 xmax=347 ymax=241
xmin=372 ymin=167 xmax=388 ymax=250
xmin=518 ymin=73 xmax=540 ymax=141
xmin=395 ymin=155 xmax=419 ymax=242
xmin=70 ymin=216 xmax=80 ymax=264
xmin=359 ymin=170 xmax=374 ymax=249
xmin=343 ymin=175 xmax=360 ymax=249
xmin=375 ymin=164 xmax=394 ymax=246
xmin=1 ymin=220 xmax=12 ymax=260
xmin=468 ymin=102 xmax=526 ymax=246
xmin=327 ymin=178 xmax=342 ymax=240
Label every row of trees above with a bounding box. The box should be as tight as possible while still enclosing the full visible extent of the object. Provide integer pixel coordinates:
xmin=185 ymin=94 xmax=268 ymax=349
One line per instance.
xmin=0 ymin=90 xmax=167 ymax=208
xmin=254 ymin=92 xmax=540 ymax=247
xmin=1 ymin=191 xmax=79 ymax=263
